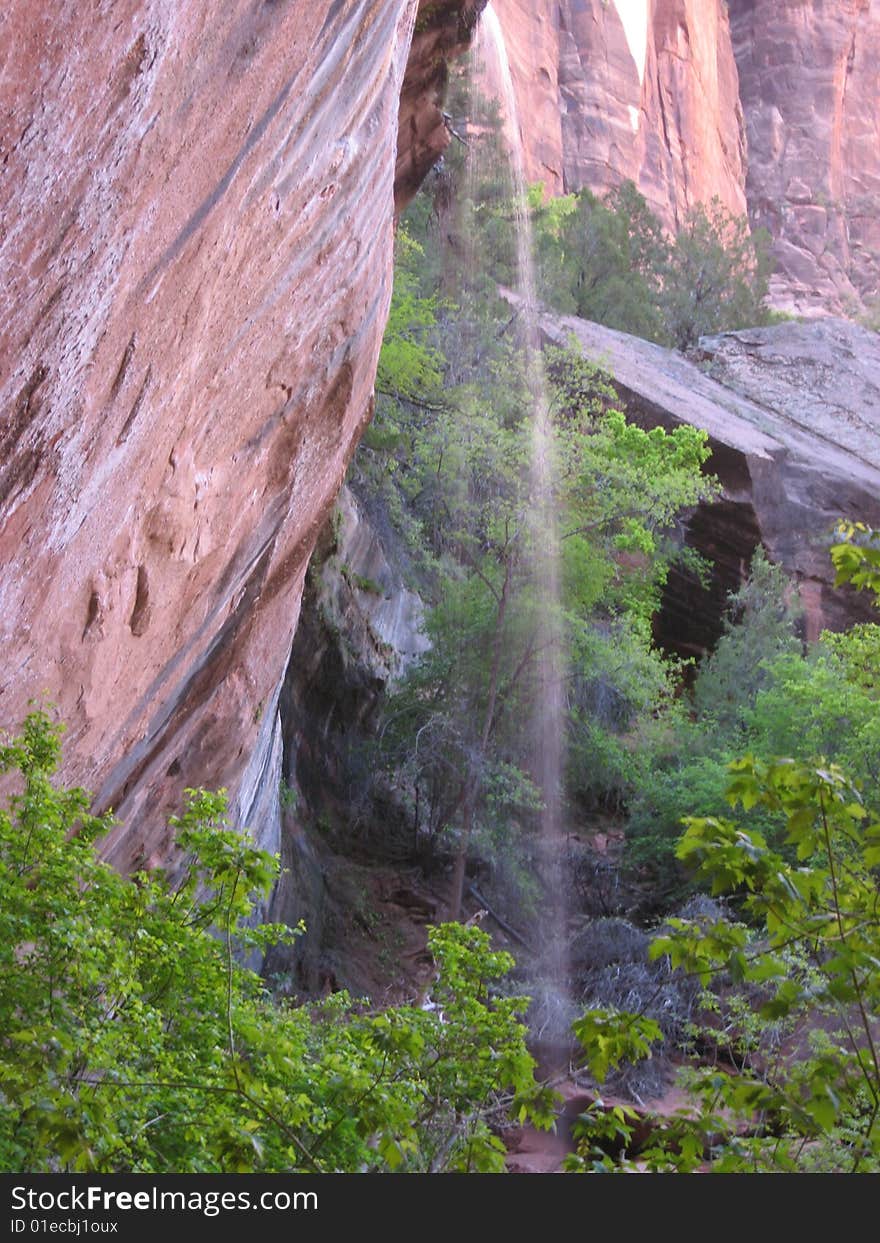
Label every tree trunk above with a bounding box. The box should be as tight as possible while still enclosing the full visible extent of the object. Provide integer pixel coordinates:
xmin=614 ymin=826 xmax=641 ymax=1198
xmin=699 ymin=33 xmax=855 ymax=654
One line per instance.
xmin=446 ymin=561 xmax=511 ymax=920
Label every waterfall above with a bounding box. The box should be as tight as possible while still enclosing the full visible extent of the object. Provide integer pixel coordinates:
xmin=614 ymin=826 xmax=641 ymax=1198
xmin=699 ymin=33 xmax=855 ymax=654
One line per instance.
xmin=472 ymin=4 xmax=570 ymax=1057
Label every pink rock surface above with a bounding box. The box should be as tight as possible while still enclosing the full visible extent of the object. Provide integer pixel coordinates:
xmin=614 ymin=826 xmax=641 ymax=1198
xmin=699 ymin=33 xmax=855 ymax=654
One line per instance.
xmin=481 ymin=0 xmax=880 ymax=311
xmin=0 ymin=0 xmax=472 ymax=868
xmin=482 ymin=0 xmax=746 ymax=227
xmin=730 ymin=0 xmax=880 ymax=315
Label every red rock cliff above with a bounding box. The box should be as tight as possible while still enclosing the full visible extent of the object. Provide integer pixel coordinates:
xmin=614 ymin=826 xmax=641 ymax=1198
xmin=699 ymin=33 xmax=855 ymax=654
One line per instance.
xmin=730 ymin=0 xmax=880 ymax=315
xmin=481 ymin=0 xmax=880 ymax=312
xmin=0 ymin=0 xmax=478 ymax=868
xmin=482 ymin=0 xmax=746 ymax=228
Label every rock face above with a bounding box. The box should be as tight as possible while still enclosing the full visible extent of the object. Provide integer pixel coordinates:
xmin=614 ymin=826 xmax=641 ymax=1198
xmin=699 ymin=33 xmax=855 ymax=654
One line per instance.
xmin=0 ymin=0 xmax=475 ymax=870
xmin=474 ymin=0 xmax=564 ymax=196
xmin=482 ymin=0 xmax=880 ymax=313
xmin=397 ymin=1 xmax=486 ymax=208
xmin=534 ymin=309 xmax=880 ymax=652
xmin=698 ymin=318 xmax=880 ymax=470
xmin=266 ymin=485 xmax=429 ymax=993
xmin=281 ymin=486 xmax=429 ymax=797
xmin=482 ymin=0 xmax=746 ymax=227
xmin=729 ymin=0 xmax=880 ymax=316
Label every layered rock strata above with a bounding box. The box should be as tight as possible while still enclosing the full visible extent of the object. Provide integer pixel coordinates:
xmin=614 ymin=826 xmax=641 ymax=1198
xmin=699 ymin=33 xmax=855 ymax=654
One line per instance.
xmin=482 ymin=0 xmax=747 ymax=227
xmin=266 ymin=484 xmax=429 ymax=993
xmin=482 ymin=0 xmax=880 ymax=313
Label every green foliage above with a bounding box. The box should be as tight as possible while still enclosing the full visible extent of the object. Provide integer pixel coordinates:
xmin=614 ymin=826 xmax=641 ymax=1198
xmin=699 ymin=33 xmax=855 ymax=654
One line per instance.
xmin=363 ymin=322 xmax=714 ymax=902
xmin=691 ymin=547 xmax=803 ymax=736
xmin=747 ymin=639 xmax=880 ymax=799
xmin=534 ymin=182 xmax=772 ymax=348
xmin=625 ymin=751 xmax=741 ymax=891
xmin=571 ymin=755 xmax=880 ymax=1172
xmin=660 ymin=199 xmax=772 ymax=350
xmin=626 ymin=550 xmax=800 ymax=890
xmin=279 ymin=779 xmax=298 ymax=812
xmin=576 ymin=528 xmax=880 ymax=1168
xmin=374 ymin=227 xmax=444 ymax=404
xmin=831 ymin=521 xmax=880 ymax=598
xmin=352 ymin=119 xmax=722 ymax=915
xmin=627 ymin=537 xmax=880 ymax=897
xmin=822 ymin=622 xmax=880 ymax=694
xmin=571 ymin=1010 xmax=663 ymax=1087
xmin=549 ymin=346 xmax=719 ymax=625
xmin=0 ymin=712 xmax=550 ymax=1172
xmin=659 ymin=757 xmax=880 ymax=1169
xmin=535 ymin=182 xmax=669 ymax=341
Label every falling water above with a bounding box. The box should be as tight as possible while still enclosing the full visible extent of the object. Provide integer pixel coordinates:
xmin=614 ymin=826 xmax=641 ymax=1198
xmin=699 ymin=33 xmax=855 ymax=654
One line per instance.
xmin=473 ymin=4 xmax=570 ymax=1058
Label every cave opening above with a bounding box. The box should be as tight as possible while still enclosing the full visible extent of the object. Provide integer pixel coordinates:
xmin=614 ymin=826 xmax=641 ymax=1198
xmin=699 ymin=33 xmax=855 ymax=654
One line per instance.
xmin=653 ymin=496 xmax=764 ymax=665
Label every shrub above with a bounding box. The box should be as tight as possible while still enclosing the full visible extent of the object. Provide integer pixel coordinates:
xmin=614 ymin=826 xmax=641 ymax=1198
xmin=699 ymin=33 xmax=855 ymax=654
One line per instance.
xmin=0 ymin=711 xmax=552 ymax=1172
xmin=660 ymin=199 xmax=772 ymax=350
xmin=534 ymin=182 xmax=773 ymax=348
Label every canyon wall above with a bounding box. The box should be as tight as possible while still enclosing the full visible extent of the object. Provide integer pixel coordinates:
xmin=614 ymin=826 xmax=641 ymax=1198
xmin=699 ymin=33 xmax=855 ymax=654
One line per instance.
xmin=483 ymin=0 xmax=746 ymax=227
xmin=729 ymin=0 xmax=880 ymax=315
xmin=0 ymin=0 xmax=477 ymax=869
xmin=483 ymin=0 xmax=880 ymax=314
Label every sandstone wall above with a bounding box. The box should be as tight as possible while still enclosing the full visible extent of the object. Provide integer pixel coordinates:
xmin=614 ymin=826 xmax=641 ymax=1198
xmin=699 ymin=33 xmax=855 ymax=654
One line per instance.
xmin=483 ymin=0 xmax=880 ymax=312
xmin=483 ymin=0 xmax=746 ymax=227
xmin=730 ymin=0 xmax=880 ymax=315
xmin=0 ymin=0 xmax=474 ymax=869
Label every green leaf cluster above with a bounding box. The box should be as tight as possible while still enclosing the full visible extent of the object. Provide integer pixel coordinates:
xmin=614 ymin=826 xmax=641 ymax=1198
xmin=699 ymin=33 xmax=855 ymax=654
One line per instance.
xmin=364 ymin=325 xmax=714 ymax=905
xmin=533 ymin=182 xmax=773 ymax=349
xmin=570 ymin=754 xmax=880 ymax=1172
xmin=374 ymin=228 xmax=444 ymax=405
xmin=0 ymin=712 xmax=549 ymax=1172
xmin=832 ymin=521 xmax=880 ymax=597
xmin=627 ymin=544 xmax=880 ymax=891
xmin=573 ymin=533 xmax=880 ymax=1171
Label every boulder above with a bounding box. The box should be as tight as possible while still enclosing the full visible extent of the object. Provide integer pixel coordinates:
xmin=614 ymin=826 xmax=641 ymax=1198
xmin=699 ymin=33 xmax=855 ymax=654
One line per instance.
xmin=536 ymin=309 xmax=880 ymax=650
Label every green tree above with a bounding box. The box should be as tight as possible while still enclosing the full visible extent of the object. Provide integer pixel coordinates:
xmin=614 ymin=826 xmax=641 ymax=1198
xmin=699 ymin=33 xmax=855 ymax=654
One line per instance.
xmin=624 ymin=550 xmax=802 ymax=893
xmin=533 ymin=183 xmax=772 ymax=349
xmin=0 ymin=711 xmax=552 ymax=1172
xmin=692 ymin=547 xmax=803 ymax=736
xmin=660 ymin=198 xmax=772 ymax=350
xmin=569 ymin=534 xmax=880 ymax=1172
xmin=536 ymin=182 xmax=669 ymax=342
xmin=374 ymin=227 xmax=444 ymax=405
xmin=368 ymin=335 xmax=716 ymax=918
xmin=747 ymin=636 xmax=880 ymax=799
xmin=831 ymin=521 xmax=880 ymax=597
xmin=567 ymin=755 xmax=880 ymax=1172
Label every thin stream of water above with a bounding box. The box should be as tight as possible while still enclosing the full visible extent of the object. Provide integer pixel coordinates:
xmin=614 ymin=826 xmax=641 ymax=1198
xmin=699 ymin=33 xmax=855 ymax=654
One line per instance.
xmin=473 ymin=4 xmax=569 ymax=1048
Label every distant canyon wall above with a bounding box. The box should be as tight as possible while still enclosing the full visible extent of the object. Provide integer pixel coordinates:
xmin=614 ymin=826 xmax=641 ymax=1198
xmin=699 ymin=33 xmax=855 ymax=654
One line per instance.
xmin=0 ymin=0 xmax=478 ymax=869
xmin=482 ymin=0 xmax=747 ymax=226
xmin=730 ymin=0 xmax=880 ymax=315
xmin=483 ymin=0 xmax=880 ymax=315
